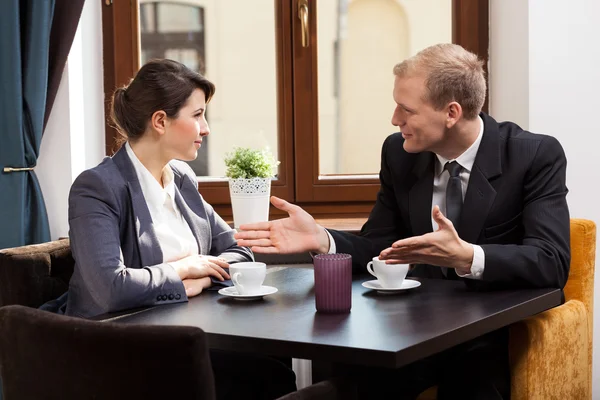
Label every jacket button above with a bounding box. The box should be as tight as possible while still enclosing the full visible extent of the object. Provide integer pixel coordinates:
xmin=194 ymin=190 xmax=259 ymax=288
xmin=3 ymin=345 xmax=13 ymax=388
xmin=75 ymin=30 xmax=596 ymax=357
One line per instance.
xmin=168 ymin=294 xmax=174 ymax=300
xmin=161 ymin=295 xmax=168 ymax=301
xmin=156 ymin=295 xmax=162 ymax=301
xmin=175 ymin=294 xmax=181 ymax=300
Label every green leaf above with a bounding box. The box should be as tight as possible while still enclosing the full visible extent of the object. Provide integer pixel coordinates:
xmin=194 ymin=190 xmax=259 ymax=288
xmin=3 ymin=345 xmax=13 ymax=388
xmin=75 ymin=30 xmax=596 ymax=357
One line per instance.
xmin=223 ymin=147 xmax=280 ymax=179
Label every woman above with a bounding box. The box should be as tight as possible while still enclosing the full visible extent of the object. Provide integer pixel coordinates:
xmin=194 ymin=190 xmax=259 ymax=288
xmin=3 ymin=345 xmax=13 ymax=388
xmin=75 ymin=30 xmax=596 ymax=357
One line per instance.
xmin=65 ymin=59 xmax=252 ymax=318
xmin=63 ymin=59 xmax=296 ymax=399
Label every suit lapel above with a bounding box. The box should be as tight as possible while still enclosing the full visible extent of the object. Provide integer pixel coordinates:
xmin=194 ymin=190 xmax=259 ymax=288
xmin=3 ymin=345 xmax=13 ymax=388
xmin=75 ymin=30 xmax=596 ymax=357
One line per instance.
xmin=113 ymin=146 xmax=163 ymax=266
xmin=458 ymin=166 xmax=496 ymax=243
xmin=409 ymin=152 xmax=435 ymax=236
xmin=457 ymin=113 xmax=502 ymax=243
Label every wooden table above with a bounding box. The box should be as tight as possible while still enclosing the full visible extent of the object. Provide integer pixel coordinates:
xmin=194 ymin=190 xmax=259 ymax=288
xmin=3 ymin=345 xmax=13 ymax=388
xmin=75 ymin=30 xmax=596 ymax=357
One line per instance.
xmin=98 ymin=266 xmax=562 ymax=369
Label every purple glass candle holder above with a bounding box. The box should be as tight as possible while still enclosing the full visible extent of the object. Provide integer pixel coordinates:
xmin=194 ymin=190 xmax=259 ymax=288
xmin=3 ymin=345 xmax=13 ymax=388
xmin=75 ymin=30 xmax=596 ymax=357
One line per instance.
xmin=313 ymin=253 xmax=352 ymax=313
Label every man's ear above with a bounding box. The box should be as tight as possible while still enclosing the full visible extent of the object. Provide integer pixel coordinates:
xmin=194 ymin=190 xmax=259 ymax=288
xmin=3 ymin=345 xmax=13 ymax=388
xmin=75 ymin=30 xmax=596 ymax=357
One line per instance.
xmin=150 ymin=110 xmax=168 ymax=135
xmin=446 ymin=102 xmax=463 ymax=129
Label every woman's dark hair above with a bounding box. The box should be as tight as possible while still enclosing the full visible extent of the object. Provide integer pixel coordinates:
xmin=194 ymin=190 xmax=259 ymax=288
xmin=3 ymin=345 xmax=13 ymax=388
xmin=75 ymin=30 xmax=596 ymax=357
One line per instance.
xmin=111 ymin=59 xmax=215 ymax=142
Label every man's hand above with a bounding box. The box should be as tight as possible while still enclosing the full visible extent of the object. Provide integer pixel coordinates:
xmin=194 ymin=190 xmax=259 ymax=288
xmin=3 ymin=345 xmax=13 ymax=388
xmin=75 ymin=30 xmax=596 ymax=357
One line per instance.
xmin=379 ymin=206 xmax=474 ymax=273
xmin=171 ymin=255 xmax=230 ymax=281
xmin=234 ymin=196 xmax=330 ymax=254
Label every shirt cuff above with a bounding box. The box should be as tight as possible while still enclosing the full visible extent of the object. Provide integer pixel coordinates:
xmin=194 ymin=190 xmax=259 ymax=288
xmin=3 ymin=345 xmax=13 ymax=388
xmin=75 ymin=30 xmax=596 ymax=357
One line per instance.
xmin=309 ymin=229 xmax=337 ymax=258
xmin=325 ymin=229 xmax=337 ymax=254
xmin=456 ymin=244 xmax=485 ymax=280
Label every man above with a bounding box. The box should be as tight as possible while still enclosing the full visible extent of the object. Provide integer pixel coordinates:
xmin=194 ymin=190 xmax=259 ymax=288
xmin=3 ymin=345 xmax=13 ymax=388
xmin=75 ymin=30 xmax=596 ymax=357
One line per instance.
xmin=235 ymin=43 xmax=570 ymax=399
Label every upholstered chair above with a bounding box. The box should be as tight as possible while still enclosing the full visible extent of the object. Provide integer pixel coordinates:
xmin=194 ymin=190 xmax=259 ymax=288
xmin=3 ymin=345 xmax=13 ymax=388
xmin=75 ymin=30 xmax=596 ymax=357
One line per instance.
xmin=0 ymin=305 xmax=356 ymax=400
xmin=0 ymin=238 xmax=73 ymax=308
xmin=418 ymin=219 xmax=596 ymax=399
xmin=0 ymin=304 xmax=217 ymax=400
xmin=509 ymin=218 xmax=595 ymax=399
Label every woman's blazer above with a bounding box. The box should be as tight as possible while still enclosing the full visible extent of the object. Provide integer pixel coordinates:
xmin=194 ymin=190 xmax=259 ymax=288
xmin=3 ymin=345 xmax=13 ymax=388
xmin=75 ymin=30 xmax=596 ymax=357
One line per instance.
xmin=65 ymin=146 xmax=252 ymax=318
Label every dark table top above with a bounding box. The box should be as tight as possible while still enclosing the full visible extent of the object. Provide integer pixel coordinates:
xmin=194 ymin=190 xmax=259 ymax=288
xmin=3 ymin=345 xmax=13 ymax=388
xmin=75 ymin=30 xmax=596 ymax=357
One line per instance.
xmin=100 ymin=266 xmax=562 ymax=368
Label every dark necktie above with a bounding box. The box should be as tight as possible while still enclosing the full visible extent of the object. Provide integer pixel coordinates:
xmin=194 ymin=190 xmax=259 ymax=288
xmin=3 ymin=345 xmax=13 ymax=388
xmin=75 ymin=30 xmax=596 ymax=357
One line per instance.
xmin=445 ymin=161 xmax=463 ymax=227
xmin=443 ymin=161 xmax=463 ymax=279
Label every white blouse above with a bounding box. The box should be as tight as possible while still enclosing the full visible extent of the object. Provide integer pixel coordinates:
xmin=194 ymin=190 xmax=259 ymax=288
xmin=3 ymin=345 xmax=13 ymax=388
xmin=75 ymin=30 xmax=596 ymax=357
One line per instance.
xmin=125 ymin=142 xmax=199 ymax=263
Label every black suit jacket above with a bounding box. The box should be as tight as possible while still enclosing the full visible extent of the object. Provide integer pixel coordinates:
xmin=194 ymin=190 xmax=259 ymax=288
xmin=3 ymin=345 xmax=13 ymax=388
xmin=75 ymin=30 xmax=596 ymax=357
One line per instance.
xmin=330 ymin=113 xmax=570 ymax=290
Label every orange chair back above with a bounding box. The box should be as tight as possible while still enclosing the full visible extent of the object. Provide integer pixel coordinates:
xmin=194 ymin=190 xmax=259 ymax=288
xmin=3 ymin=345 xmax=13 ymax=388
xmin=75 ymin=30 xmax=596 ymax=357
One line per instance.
xmin=563 ymin=218 xmax=596 ymax=392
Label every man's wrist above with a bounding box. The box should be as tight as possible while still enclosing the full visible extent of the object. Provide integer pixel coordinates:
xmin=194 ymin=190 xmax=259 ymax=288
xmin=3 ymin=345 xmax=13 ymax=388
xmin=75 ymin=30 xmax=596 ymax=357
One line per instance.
xmin=455 ymin=241 xmax=474 ymax=274
xmin=315 ymin=225 xmax=331 ymax=254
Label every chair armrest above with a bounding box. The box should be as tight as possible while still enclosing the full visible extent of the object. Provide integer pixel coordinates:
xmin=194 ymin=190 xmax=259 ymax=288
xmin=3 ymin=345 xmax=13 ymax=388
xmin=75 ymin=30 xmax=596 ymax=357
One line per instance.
xmin=509 ymin=299 xmax=590 ymax=400
xmin=276 ymin=378 xmax=357 ymax=400
xmin=0 ymin=240 xmax=74 ymax=308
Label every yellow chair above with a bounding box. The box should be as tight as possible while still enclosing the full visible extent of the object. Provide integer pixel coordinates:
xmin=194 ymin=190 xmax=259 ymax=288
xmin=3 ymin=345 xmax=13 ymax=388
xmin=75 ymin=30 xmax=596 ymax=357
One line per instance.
xmin=419 ymin=219 xmax=596 ymax=400
xmin=509 ymin=219 xmax=595 ymax=399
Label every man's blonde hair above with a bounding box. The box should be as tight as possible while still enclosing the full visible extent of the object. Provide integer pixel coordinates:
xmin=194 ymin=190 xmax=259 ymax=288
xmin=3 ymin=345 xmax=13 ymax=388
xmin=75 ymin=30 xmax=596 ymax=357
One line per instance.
xmin=393 ymin=43 xmax=486 ymax=120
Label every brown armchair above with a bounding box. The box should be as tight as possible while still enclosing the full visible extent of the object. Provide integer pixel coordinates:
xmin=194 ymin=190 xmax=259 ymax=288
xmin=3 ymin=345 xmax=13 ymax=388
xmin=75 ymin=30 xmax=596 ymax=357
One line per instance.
xmin=0 ymin=304 xmax=217 ymax=399
xmin=0 ymin=304 xmax=357 ymax=400
xmin=0 ymin=238 xmax=73 ymax=308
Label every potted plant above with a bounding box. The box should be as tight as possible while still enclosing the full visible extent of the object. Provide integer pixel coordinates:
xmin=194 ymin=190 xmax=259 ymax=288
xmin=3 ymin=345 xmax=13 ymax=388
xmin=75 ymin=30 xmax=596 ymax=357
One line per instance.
xmin=224 ymin=147 xmax=280 ymax=228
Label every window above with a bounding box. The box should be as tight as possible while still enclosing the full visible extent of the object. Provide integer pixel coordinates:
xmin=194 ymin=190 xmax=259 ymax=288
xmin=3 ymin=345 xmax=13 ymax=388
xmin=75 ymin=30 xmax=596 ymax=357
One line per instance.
xmin=139 ymin=2 xmax=209 ymax=175
xmin=102 ymin=0 xmax=488 ymax=218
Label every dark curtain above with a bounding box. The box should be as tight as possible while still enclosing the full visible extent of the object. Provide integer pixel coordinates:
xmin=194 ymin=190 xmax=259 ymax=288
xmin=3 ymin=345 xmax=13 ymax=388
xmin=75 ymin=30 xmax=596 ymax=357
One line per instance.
xmin=0 ymin=0 xmax=84 ymax=250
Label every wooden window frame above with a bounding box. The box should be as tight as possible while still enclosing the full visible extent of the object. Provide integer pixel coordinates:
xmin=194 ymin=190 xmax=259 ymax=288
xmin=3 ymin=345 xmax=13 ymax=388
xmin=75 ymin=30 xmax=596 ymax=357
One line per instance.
xmin=101 ymin=0 xmax=488 ymax=219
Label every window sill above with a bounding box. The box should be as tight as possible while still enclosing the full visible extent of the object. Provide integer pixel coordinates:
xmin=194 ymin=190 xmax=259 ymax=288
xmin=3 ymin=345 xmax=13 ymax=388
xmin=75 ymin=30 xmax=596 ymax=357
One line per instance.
xmin=227 ymin=217 xmax=366 ymax=234
xmin=314 ymin=217 xmax=366 ymax=234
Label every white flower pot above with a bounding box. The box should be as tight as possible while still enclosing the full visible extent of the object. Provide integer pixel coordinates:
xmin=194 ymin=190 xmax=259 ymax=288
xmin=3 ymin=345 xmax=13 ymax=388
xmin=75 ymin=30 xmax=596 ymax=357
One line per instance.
xmin=228 ymin=177 xmax=271 ymax=229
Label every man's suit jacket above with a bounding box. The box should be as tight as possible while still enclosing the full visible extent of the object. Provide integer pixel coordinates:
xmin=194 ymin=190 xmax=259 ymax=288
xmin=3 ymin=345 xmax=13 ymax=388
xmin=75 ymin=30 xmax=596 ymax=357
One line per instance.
xmin=65 ymin=146 xmax=252 ymax=318
xmin=330 ymin=113 xmax=570 ymax=290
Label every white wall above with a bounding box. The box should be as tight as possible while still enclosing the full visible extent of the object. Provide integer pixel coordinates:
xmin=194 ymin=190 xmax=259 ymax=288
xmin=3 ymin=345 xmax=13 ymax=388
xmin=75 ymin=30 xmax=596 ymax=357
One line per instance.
xmin=490 ymin=0 xmax=600 ymax=397
xmin=37 ymin=0 xmax=105 ymax=240
xmin=489 ymin=0 xmax=529 ymax=127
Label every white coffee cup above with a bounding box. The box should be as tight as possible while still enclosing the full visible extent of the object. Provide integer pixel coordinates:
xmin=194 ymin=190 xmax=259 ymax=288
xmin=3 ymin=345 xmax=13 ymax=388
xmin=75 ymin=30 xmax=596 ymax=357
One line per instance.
xmin=230 ymin=262 xmax=267 ymax=295
xmin=366 ymin=257 xmax=409 ymax=288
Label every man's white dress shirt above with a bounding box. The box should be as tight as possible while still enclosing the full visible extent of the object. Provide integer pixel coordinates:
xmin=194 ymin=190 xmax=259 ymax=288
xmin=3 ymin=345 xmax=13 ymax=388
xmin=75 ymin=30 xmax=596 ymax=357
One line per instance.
xmin=326 ymin=117 xmax=486 ymax=279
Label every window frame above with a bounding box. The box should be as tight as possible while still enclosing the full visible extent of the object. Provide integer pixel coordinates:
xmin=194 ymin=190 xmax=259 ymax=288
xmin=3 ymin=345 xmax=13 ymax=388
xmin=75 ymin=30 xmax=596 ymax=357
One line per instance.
xmin=101 ymin=0 xmax=489 ymax=218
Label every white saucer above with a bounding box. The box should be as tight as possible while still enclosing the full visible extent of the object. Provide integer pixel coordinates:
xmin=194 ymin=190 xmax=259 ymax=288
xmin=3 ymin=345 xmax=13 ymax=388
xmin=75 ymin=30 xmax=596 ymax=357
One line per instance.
xmin=362 ymin=279 xmax=421 ymax=294
xmin=218 ymin=285 xmax=278 ymax=300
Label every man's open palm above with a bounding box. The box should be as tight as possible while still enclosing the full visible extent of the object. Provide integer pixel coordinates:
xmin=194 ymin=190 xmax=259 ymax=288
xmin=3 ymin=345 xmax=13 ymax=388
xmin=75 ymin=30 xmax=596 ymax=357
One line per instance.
xmin=379 ymin=206 xmax=473 ymax=271
xmin=234 ymin=196 xmax=327 ymax=254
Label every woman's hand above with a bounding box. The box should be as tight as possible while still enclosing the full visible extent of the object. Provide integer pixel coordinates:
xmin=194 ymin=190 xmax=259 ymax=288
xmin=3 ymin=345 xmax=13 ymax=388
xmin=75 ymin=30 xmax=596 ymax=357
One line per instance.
xmin=171 ymin=255 xmax=230 ymax=281
xmin=182 ymin=277 xmax=212 ymax=298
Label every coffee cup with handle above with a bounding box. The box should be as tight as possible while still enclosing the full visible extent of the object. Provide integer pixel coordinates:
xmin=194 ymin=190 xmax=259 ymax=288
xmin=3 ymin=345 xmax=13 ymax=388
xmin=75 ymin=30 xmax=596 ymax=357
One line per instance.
xmin=229 ymin=262 xmax=267 ymax=295
xmin=366 ymin=257 xmax=409 ymax=288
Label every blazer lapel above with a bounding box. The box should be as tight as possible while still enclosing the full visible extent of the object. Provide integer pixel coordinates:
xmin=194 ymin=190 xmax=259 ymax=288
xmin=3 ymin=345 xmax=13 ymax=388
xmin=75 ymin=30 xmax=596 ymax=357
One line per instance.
xmin=173 ymin=186 xmax=205 ymax=255
xmin=112 ymin=146 xmax=163 ymax=266
xmin=409 ymin=152 xmax=435 ymax=236
xmin=457 ymin=113 xmax=502 ymax=243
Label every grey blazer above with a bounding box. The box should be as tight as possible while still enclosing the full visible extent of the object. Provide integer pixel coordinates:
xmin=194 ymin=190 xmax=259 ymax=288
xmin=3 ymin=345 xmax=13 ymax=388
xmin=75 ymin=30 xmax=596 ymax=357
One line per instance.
xmin=65 ymin=146 xmax=252 ymax=318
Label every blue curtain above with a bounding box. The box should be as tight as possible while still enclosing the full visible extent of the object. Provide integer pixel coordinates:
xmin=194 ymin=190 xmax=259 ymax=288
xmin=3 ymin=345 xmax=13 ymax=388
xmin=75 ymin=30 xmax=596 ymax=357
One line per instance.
xmin=0 ymin=0 xmax=90 ymax=252
xmin=0 ymin=0 xmax=84 ymax=250
xmin=0 ymin=0 xmax=55 ymax=249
